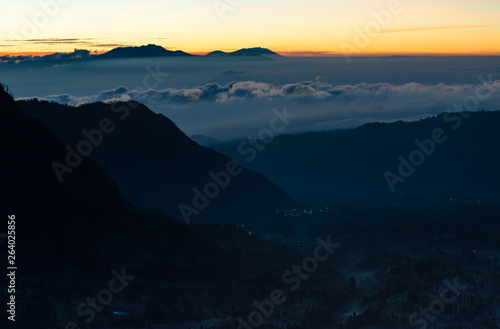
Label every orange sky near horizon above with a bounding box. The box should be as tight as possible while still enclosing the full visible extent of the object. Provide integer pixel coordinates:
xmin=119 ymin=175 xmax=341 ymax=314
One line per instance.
xmin=2 ymin=50 xmax=500 ymax=58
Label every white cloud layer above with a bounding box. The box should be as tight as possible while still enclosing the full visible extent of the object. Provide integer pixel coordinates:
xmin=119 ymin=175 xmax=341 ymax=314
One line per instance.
xmin=35 ymin=78 xmax=500 ymax=106
xmin=23 ymin=78 xmax=500 ymax=139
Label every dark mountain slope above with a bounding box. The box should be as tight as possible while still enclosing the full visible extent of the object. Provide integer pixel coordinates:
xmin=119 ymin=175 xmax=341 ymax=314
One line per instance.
xmin=0 ymin=84 xmax=129 ymax=225
xmin=19 ymin=99 xmax=295 ymax=221
xmin=213 ymin=111 xmax=500 ymax=206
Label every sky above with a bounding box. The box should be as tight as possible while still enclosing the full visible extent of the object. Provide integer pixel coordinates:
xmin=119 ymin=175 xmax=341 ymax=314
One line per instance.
xmin=1 ymin=0 xmax=500 ymax=56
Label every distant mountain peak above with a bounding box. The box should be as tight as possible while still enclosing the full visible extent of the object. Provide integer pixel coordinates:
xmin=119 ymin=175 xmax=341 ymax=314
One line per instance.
xmin=232 ymin=47 xmax=278 ymax=55
xmin=205 ymin=47 xmax=284 ymax=58
xmin=205 ymin=50 xmax=229 ymax=56
xmin=99 ymin=44 xmax=194 ymax=59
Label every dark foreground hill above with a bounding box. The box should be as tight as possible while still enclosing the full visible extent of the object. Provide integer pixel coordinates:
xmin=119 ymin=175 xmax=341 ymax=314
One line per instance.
xmin=0 ymin=84 xmax=310 ymax=328
xmin=212 ymin=111 xmax=500 ymax=206
xmin=0 ymin=83 xmax=132 ymax=247
xmin=19 ymin=99 xmax=295 ymax=222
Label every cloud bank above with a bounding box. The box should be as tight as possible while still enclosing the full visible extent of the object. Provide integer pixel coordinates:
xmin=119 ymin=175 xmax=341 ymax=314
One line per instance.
xmin=37 ymin=78 xmax=500 ymax=107
xmin=22 ymin=77 xmax=500 ymax=139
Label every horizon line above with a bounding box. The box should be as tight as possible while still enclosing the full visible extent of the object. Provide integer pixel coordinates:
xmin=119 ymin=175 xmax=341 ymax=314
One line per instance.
xmin=2 ymin=47 xmax=500 ymax=58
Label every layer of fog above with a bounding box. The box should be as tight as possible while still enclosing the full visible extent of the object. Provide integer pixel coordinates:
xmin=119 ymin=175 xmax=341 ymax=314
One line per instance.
xmin=3 ymin=56 xmax=500 ymax=139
